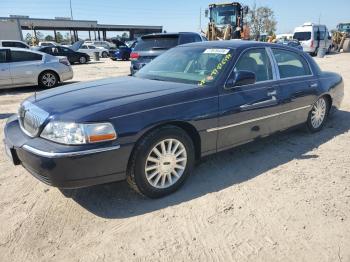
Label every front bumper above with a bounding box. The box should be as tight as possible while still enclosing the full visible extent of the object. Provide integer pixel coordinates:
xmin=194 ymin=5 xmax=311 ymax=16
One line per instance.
xmin=4 ymin=115 xmax=132 ymax=189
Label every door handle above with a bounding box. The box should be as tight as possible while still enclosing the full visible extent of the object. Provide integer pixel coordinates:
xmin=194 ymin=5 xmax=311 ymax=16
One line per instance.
xmin=240 ymin=96 xmax=277 ymax=110
xmin=310 ymin=83 xmax=318 ymax=88
xmin=267 ymin=90 xmax=277 ymax=96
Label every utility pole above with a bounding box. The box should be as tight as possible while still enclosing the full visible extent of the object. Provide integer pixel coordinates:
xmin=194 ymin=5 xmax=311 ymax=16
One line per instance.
xmin=70 ymin=0 xmax=74 ymax=20
xmin=199 ymin=8 xmax=202 ymax=33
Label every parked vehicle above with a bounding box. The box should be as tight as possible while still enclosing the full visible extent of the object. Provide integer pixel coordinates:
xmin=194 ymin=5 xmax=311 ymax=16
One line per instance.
xmin=0 ymin=48 xmax=73 ymax=89
xmin=4 ymin=41 xmax=343 ymax=198
xmin=38 ymin=41 xmax=59 ymax=47
xmin=276 ymin=39 xmax=303 ymax=51
xmin=38 ymin=46 xmax=90 ymax=64
xmin=109 ymin=42 xmax=132 ymax=61
xmin=0 ymin=40 xmax=30 ymax=49
xmin=84 ymin=40 xmax=115 ymax=50
xmin=130 ymin=32 xmax=206 ymax=74
xmin=79 ymin=44 xmax=109 ymax=58
xmin=293 ymin=22 xmax=332 ymax=56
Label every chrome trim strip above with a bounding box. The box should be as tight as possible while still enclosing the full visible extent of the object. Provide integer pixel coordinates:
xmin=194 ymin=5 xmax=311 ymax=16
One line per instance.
xmin=22 ymin=144 xmax=121 ymax=158
xmin=207 ymin=105 xmax=311 ymax=132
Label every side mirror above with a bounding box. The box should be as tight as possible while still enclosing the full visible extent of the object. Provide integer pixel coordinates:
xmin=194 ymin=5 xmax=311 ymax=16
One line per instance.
xmin=226 ymin=70 xmax=256 ymax=88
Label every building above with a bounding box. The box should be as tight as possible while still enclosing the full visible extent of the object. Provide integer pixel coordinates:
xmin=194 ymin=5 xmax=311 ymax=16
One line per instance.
xmin=0 ymin=16 xmax=163 ymax=42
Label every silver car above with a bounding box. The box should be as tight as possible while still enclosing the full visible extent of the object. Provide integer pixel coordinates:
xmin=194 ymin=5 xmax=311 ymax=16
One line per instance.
xmin=0 ymin=48 xmax=73 ymax=89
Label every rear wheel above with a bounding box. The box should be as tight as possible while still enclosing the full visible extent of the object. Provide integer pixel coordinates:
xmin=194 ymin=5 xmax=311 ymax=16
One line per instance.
xmin=127 ymin=126 xmax=195 ymax=198
xmin=122 ymin=53 xmax=130 ymax=61
xmin=39 ymin=71 xmax=58 ymax=88
xmin=102 ymin=51 xmax=108 ymax=58
xmin=306 ymin=96 xmax=330 ymax=132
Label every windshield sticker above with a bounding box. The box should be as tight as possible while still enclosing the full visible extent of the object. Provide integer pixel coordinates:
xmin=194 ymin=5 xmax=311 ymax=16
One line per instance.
xmin=203 ymin=48 xmax=230 ymax=55
xmin=199 ymin=53 xmax=232 ymax=87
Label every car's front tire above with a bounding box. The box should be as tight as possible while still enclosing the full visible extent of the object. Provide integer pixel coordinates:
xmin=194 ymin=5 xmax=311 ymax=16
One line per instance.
xmin=79 ymin=56 xmax=87 ymax=64
xmin=39 ymin=71 xmax=58 ymax=88
xmin=306 ymin=96 xmax=330 ymax=132
xmin=102 ymin=51 xmax=108 ymax=58
xmin=127 ymin=126 xmax=195 ymax=198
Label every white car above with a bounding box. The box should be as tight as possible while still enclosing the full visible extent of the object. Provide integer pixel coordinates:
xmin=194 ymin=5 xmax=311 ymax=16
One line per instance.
xmin=293 ymin=22 xmax=332 ymax=56
xmin=0 ymin=47 xmax=73 ymax=89
xmin=0 ymin=40 xmax=30 ymax=49
xmin=78 ymin=44 xmax=109 ymax=58
xmin=38 ymin=41 xmax=59 ymax=47
xmin=84 ymin=40 xmax=115 ymax=50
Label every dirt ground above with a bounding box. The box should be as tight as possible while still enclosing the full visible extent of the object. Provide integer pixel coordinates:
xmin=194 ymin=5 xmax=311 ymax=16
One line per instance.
xmin=0 ymin=54 xmax=349 ymax=262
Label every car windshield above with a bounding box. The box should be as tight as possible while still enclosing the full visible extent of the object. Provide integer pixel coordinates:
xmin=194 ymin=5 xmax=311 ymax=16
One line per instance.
xmin=210 ymin=5 xmax=238 ymax=26
xmin=135 ymin=46 xmax=233 ymax=86
xmin=134 ymin=35 xmax=179 ymax=51
xmin=293 ymin=32 xmax=311 ymax=41
xmin=338 ymin=23 xmax=350 ymax=33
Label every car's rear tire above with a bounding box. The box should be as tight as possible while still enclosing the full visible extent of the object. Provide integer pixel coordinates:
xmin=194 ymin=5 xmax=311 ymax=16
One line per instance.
xmin=79 ymin=56 xmax=87 ymax=64
xmin=127 ymin=126 xmax=195 ymax=198
xmin=38 ymin=71 xmax=58 ymax=88
xmin=306 ymin=96 xmax=330 ymax=132
xmin=102 ymin=51 xmax=108 ymax=58
xmin=122 ymin=53 xmax=130 ymax=61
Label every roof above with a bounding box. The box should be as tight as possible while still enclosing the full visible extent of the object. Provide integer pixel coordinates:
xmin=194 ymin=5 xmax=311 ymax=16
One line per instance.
xmin=181 ymin=40 xmax=275 ymax=49
xmin=0 ymin=47 xmax=47 ymax=55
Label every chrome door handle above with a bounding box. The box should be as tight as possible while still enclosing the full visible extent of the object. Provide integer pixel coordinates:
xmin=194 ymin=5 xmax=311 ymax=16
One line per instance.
xmin=310 ymin=83 xmax=318 ymax=88
xmin=267 ymin=90 xmax=277 ymax=96
xmin=240 ymin=96 xmax=277 ymax=110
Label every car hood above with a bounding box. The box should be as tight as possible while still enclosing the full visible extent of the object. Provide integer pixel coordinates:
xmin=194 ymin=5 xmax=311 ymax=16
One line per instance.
xmin=29 ymin=76 xmax=196 ymax=121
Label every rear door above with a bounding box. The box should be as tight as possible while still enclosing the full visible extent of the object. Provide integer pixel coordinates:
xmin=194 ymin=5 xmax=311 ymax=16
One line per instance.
xmin=270 ymin=47 xmax=318 ymax=129
xmin=216 ymin=47 xmax=281 ymax=150
xmin=9 ymin=50 xmax=43 ymax=86
xmin=0 ymin=49 xmax=12 ymax=88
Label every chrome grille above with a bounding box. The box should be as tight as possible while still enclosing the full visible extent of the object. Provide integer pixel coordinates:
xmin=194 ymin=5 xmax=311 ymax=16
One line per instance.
xmin=18 ymin=101 xmax=49 ymax=137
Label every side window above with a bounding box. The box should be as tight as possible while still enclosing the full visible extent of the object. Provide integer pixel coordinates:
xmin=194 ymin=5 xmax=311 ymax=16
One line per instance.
xmin=2 ymin=42 xmax=15 ymax=47
xmin=234 ymin=49 xmax=273 ymax=82
xmin=272 ymin=49 xmax=311 ymax=79
xmin=0 ymin=50 xmax=7 ymax=63
xmin=15 ymin=42 xmax=28 ymax=48
xmin=11 ymin=51 xmax=42 ymax=62
xmin=81 ymin=45 xmax=88 ymax=49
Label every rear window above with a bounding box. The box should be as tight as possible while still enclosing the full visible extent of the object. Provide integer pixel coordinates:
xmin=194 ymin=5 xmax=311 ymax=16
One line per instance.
xmin=134 ymin=35 xmax=179 ymax=51
xmin=293 ymin=32 xmax=311 ymax=41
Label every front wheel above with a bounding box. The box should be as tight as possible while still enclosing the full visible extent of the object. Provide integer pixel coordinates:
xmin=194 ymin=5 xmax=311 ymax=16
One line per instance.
xmin=102 ymin=51 xmax=108 ymax=58
xmin=127 ymin=126 xmax=195 ymax=198
xmin=306 ymin=96 xmax=330 ymax=132
xmin=79 ymin=56 xmax=87 ymax=64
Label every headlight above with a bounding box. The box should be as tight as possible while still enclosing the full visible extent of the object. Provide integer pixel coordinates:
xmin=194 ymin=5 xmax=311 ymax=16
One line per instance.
xmin=40 ymin=121 xmax=117 ymax=145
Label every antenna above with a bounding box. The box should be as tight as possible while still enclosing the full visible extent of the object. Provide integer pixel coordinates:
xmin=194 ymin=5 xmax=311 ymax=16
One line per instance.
xmin=70 ymin=0 xmax=74 ymax=20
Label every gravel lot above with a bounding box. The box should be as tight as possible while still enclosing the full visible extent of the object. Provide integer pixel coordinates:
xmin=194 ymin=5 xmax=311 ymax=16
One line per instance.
xmin=0 ymin=54 xmax=349 ymax=262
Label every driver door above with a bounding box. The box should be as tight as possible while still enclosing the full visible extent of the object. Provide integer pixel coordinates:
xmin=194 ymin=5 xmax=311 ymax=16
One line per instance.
xmin=216 ymin=48 xmax=281 ymax=151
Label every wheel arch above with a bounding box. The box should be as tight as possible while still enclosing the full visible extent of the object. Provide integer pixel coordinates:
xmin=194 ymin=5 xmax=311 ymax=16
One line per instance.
xmin=127 ymin=121 xmax=202 ymax=172
xmin=38 ymin=69 xmax=60 ymax=84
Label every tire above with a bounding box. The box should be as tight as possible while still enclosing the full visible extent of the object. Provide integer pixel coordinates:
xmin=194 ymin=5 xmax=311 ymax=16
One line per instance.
xmin=79 ymin=56 xmax=87 ymax=64
xmin=102 ymin=51 xmax=108 ymax=58
xmin=38 ymin=71 xmax=58 ymax=88
xmin=122 ymin=53 xmax=130 ymax=61
xmin=127 ymin=126 xmax=195 ymax=198
xmin=306 ymin=96 xmax=330 ymax=132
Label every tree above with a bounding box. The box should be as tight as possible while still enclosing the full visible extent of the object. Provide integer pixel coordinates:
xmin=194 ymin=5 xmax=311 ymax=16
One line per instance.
xmin=45 ymin=35 xmax=54 ymax=41
xmin=56 ymin=32 xmax=63 ymax=43
xmin=24 ymin=33 xmax=32 ymax=45
xmin=247 ymin=4 xmax=277 ymax=40
xmin=36 ymin=31 xmax=44 ymax=41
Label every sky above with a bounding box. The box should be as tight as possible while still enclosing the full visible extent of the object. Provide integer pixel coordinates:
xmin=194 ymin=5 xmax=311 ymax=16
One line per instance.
xmin=1 ymin=0 xmax=349 ymax=34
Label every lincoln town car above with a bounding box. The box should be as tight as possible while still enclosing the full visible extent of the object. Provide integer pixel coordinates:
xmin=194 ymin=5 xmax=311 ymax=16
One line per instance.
xmin=4 ymin=41 xmax=344 ymax=198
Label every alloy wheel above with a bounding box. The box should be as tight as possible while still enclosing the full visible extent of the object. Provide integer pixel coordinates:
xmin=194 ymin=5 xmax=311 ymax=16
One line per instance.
xmin=41 ymin=73 xmax=56 ymax=87
xmin=145 ymin=138 xmax=187 ymax=189
xmin=311 ymin=98 xmax=327 ymax=129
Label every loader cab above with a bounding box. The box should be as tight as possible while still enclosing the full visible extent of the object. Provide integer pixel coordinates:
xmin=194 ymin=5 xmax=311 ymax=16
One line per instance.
xmin=208 ymin=3 xmax=243 ymax=28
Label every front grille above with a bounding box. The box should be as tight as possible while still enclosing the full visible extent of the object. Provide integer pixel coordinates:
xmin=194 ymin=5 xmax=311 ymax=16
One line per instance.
xmin=18 ymin=101 xmax=49 ymax=137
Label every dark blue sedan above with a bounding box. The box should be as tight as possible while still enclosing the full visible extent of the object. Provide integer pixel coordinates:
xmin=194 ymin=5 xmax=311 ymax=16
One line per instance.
xmin=4 ymin=41 xmax=344 ymax=198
